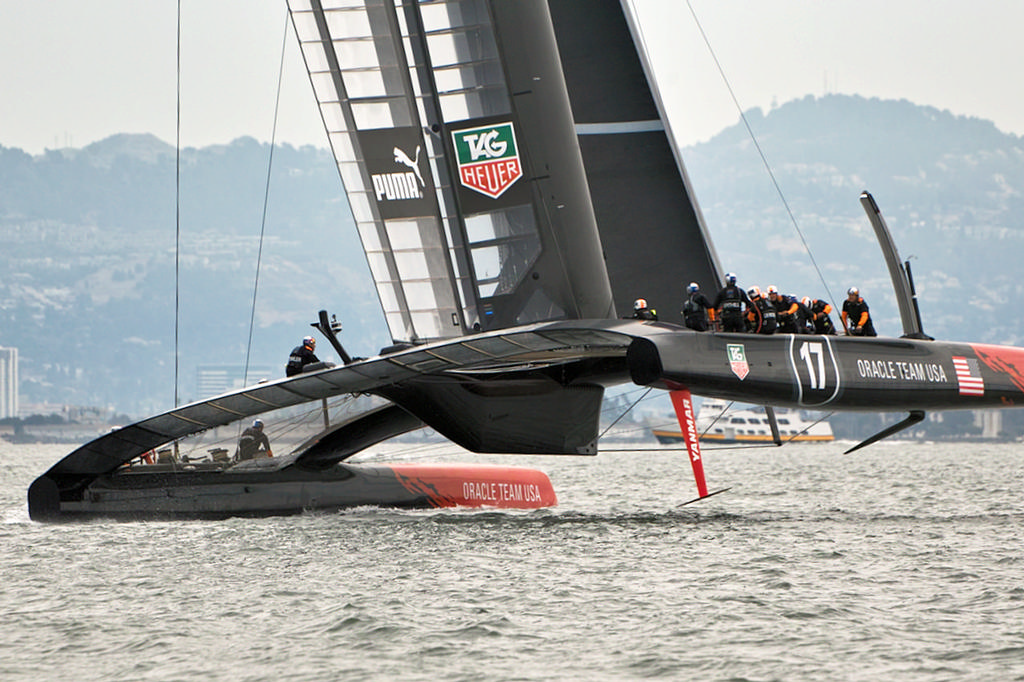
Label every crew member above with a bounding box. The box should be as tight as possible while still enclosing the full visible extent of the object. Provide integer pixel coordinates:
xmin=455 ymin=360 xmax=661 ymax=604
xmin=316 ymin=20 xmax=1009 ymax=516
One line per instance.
xmin=746 ymin=285 xmax=777 ymax=334
xmin=841 ymin=287 xmax=877 ymax=336
xmin=632 ymin=298 xmax=658 ymax=321
xmin=794 ymin=296 xmax=815 ymax=333
xmin=804 ymin=297 xmax=837 ymax=335
xmin=713 ymin=273 xmax=750 ymax=332
xmin=767 ymin=285 xmax=802 ymax=334
xmin=236 ymin=419 xmax=272 ymax=461
xmin=286 ymin=335 xmax=321 ymax=376
xmin=682 ymin=282 xmax=716 ymax=331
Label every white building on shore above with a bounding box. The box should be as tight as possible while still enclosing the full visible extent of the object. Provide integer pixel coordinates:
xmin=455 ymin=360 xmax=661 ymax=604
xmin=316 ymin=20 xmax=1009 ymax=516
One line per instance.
xmin=0 ymin=347 xmax=17 ymax=419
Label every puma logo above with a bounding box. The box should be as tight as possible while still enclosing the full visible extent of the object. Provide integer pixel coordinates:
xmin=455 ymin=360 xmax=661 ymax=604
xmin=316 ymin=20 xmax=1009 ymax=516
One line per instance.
xmin=370 ymin=144 xmax=426 ymax=202
xmin=393 ymin=146 xmax=423 ymax=188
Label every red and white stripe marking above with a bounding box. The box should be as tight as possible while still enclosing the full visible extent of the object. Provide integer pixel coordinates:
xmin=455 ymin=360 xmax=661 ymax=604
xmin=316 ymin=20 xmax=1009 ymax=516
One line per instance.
xmin=952 ymin=356 xmax=985 ymax=396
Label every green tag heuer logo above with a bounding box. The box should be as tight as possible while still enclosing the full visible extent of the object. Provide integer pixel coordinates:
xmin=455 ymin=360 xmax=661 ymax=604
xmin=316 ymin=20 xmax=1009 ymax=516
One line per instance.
xmin=727 ymin=343 xmax=750 ymax=380
xmin=451 ymin=122 xmax=523 ymax=199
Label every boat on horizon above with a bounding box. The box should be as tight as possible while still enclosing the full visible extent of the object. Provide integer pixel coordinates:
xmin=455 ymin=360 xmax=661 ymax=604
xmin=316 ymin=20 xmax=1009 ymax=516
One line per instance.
xmin=652 ymin=399 xmax=834 ymax=445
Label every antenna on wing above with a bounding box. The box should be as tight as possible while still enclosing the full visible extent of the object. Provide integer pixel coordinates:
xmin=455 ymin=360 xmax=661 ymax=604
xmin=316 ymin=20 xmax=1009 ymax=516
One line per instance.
xmin=311 ymin=310 xmax=353 ymax=365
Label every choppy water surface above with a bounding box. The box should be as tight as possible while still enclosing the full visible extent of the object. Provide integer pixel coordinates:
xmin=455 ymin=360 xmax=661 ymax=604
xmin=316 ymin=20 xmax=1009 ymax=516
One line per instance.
xmin=3 ymin=440 xmax=1023 ymax=681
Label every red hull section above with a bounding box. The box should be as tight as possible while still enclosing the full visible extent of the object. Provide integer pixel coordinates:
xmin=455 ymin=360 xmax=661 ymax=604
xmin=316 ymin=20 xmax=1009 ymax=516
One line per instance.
xmin=972 ymin=343 xmax=1024 ymax=398
xmin=387 ymin=464 xmax=557 ymax=509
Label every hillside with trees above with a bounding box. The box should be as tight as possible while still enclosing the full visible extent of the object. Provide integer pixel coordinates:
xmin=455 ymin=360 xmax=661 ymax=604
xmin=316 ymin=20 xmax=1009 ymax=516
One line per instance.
xmin=3 ymin=94 xmax=1024 ymax=423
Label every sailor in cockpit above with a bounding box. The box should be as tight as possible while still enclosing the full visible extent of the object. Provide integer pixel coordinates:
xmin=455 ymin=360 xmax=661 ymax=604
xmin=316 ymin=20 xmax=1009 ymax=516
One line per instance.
xmin=236 ymin=419 xmax=272 ymax=461
xmin=631 ymin=298 xmax=658 ymax=321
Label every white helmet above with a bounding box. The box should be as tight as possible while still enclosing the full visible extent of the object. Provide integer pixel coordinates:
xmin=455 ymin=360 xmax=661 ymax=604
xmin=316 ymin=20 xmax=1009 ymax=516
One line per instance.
xmin=766 ymin=285 xmax=779 ymax=296
xmin=687 ymin=282 xmax=699 ymax=294
xmin=633 ymin=298 xmax=648 ymax=310
xmin=847 ymin=287 xmax=859 ymax=296
xmin=747 ymin=285 xmax=762 ymax=299
xmin=725 ymin=272 xmax=737 ymax=285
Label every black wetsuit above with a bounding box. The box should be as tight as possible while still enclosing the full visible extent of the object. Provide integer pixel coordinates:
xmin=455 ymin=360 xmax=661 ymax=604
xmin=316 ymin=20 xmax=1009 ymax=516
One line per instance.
xmin=747 ymin=297 xmax=777 ymax=334
xmin=713 ymin=285 xmax=750 ymax=333
xmin=842 ymin=297 xmax=877 ymax=336
xmin=809 ymin=299 xmax=837 ymax=335
xmin=794 ymin=299 xmax=814 ymax=333
xmin=683 ymin=291 xmax=714 ymax=331
xmin=632 ymin=308 xmax=658 ymax=321
xmin=286 ymin=344 xmax=320 ymax=376
xmin=773 ymin=294 xmax=802 ymax=333
xmin=236 ymin=427 xmax=270 ymax=461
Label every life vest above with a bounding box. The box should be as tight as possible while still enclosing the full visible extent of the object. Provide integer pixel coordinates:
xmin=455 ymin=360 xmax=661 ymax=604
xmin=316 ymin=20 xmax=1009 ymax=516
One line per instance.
xmin=719 ymin=286 xmax=744 ymax=317
xmin=286 ymin=344 xmax=317 ymax=376
xmin=683 ymin=294 xmax=705 ymax=320
xmin=750 ymin=297 xmax=777 ymax=334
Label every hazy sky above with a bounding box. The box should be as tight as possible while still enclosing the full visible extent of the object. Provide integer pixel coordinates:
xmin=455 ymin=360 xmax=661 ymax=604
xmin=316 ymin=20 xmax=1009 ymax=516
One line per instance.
xmin=2 ymin=1 xmax=1023 ymax=154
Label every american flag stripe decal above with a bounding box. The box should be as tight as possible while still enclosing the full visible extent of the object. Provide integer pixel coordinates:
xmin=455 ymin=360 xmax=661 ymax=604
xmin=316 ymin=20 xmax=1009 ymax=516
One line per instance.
xmin=952 ymin=356 xmax=985 ymax=396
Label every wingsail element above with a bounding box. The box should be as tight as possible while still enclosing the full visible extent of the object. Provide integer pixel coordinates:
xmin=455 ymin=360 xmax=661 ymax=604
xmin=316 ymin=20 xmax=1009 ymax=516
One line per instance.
xmin=288 ymin=0 xmax=615 ymax=341
xmin=549 ymin=0 xmax=723 ymax=316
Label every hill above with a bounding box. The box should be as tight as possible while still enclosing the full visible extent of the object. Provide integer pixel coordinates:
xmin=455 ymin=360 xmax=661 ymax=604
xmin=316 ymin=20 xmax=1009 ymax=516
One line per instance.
xmin=683 ymin=94 xmax=1024 ymax=347
xmin=0 ymin=135 xmax=387 ymax=415
xmin=2 ymin=94 xmax=1024 ymax=416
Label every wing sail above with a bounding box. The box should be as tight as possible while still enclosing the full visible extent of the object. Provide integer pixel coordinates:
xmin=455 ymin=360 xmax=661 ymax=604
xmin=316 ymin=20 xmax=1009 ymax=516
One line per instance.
xmin=288 ymin=1 xmax=463 ymax=342
xmin=549 ymin=0 xmax=724 ymax=318
xmin=288 ymin=0 xmax=615 ymax=341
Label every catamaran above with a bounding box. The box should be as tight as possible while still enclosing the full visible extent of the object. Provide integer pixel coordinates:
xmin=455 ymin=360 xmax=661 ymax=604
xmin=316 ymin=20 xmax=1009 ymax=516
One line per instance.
xmin=28 ymin=0 xmax=1024 ymax=520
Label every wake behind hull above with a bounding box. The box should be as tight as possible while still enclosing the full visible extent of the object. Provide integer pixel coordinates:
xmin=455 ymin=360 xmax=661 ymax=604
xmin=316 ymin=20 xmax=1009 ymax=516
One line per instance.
xmin=27 ymin=462 xmax=556 ymax=522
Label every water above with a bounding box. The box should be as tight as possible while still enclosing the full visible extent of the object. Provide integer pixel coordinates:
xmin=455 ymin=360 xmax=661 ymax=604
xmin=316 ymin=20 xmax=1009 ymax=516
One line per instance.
xmin=3 ymin=439 xmax=1024 ymax=681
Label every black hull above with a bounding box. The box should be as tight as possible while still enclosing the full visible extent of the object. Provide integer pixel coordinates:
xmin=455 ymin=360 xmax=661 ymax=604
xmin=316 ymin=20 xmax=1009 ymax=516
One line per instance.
xmin=628 ymin=331 xmax=1024 ymax=411
xmin=28 ymin=461 xmax=557 ymax=522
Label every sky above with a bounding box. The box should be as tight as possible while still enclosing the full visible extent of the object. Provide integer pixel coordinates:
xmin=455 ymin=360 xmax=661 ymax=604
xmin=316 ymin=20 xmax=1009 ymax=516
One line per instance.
xmin=2 ymin=1 xmax=1023 ymax=155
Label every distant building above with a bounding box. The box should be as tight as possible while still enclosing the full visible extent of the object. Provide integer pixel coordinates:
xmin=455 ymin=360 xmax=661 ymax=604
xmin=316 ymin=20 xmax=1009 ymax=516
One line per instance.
xmin=0 ymin=347 xmax=17 ymax=419
xmin=196 ymin=365 xmax=274 ymax=401
xmin=974 ymin=410 xmax=1002 ymax=439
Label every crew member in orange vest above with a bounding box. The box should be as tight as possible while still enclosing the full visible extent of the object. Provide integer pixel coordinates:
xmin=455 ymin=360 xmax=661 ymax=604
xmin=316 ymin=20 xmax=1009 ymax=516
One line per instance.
xmin=841 ymin=287 xmax=877 ymax=336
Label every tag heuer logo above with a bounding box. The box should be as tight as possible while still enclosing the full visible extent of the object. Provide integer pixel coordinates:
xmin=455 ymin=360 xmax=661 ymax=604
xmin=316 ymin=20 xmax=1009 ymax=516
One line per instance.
xmin=451 ymin=122 xmax=522 ymax=198
xmin=727 ymin=343 xmax=749 ymax=381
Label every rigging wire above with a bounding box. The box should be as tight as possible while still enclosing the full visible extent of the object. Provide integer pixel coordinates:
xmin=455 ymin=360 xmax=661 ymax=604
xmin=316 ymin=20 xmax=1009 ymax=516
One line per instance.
xmin=607 ymin=444 xmax=783 ymax=453
xmin=157 ymin=394 xmax=372 ymax=462
xmin=243 ymin=10 xmax=291 ymax=386
xmin=599 ymin=387 xmax=653 ymax=440
xmin=618 ymin=390 xmax=835 ymax=450
xmin=698 ymin=399 xmax=733 ymax=439
xmin=684 ymin=0 xmax=838 ymax=307
xmin=781 ymin=410 xmax=835 ymax=445
xmin=174 ymin=0 xmax=182 ymax=407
